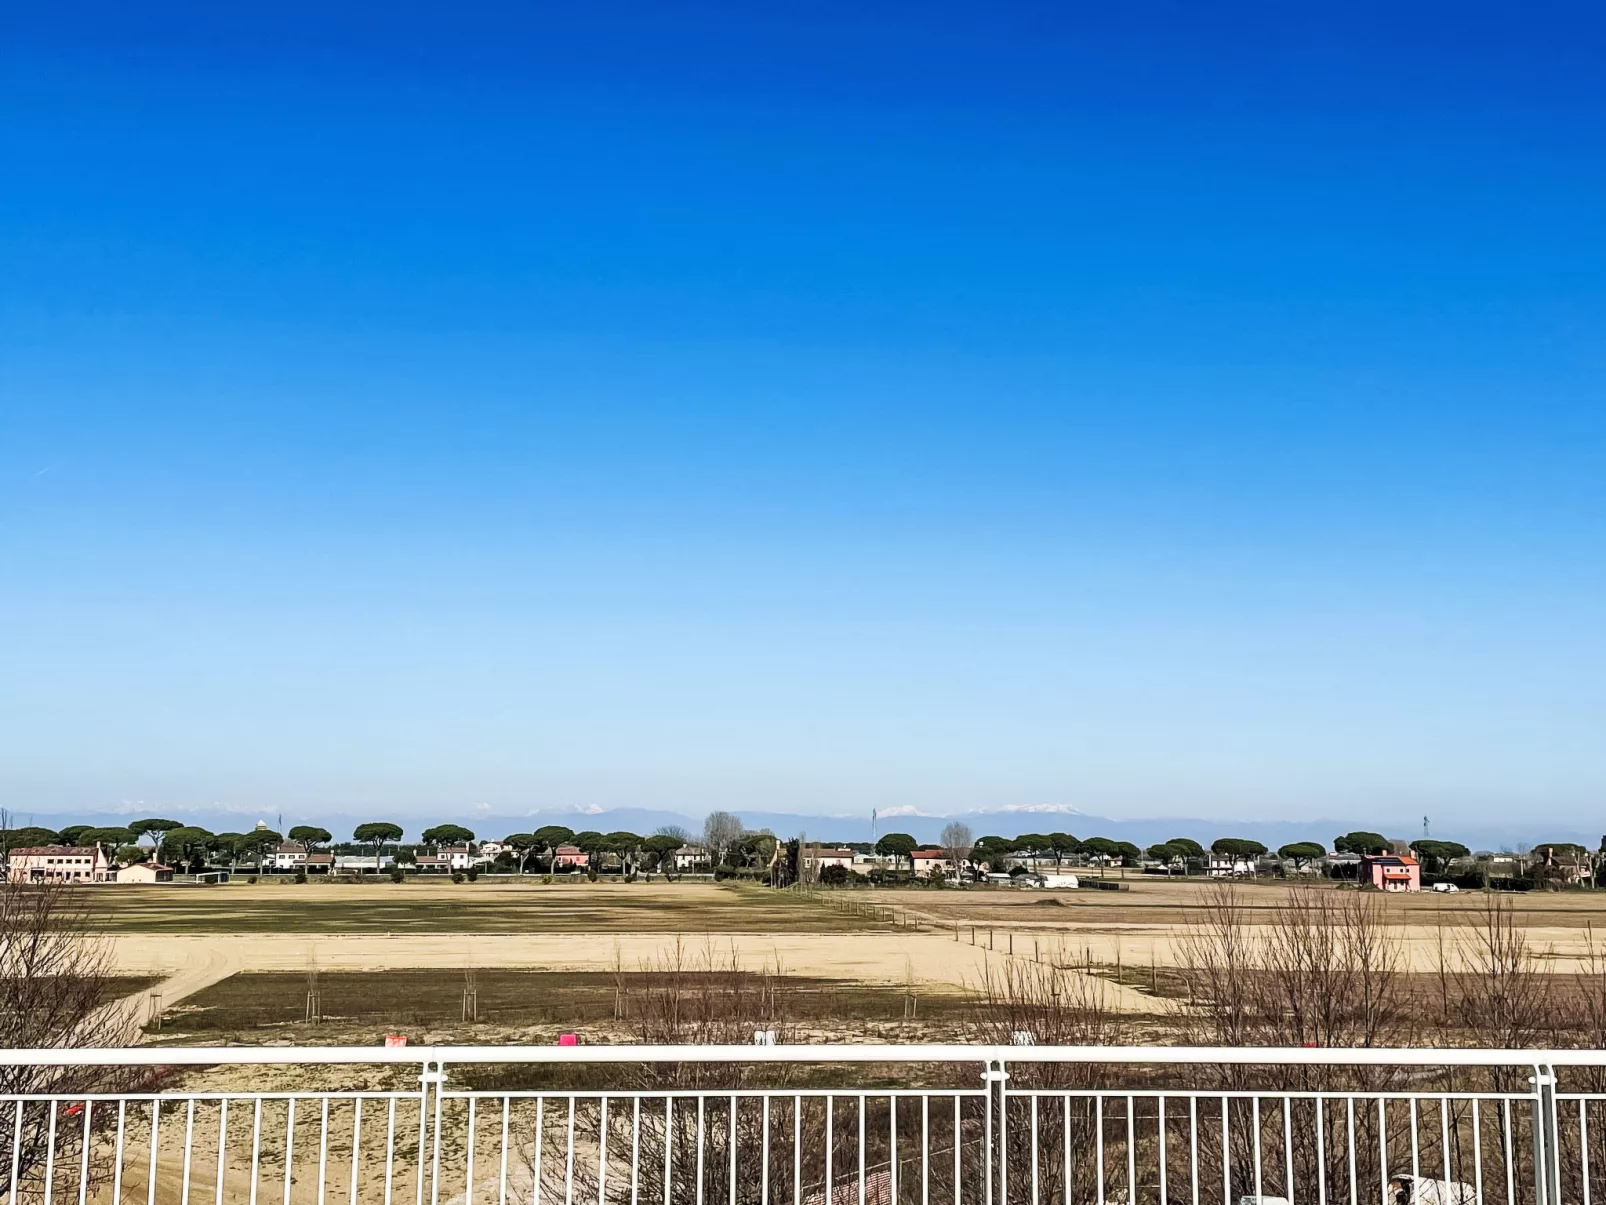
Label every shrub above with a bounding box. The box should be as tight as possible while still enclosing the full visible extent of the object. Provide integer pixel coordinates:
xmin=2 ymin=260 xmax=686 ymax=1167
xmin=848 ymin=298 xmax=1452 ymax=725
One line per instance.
xmin=819 ymin=864 xmax=849 ymax=886
xmin=390 ymin=866 xmax=405 ymax=883
xmin=466 ymin=867 xmax=478 ymax=882
xmin=542 ymin=874 xmax=553 ymax=885
xmin=451 ymin=871 xmax=465 ymax=884
xmin=294 ymin=869 xmax=307 ymax=884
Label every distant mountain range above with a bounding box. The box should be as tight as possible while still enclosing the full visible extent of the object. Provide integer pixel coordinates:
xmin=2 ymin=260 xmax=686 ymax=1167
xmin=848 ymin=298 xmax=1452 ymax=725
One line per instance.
xmin=10 ymin=802 xmax=1586 ymax=854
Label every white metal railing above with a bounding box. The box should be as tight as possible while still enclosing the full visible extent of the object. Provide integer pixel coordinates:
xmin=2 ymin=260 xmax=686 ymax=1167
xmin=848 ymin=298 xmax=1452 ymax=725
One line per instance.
xmin=3 ymin=1047 xmax=1604 ymax=1205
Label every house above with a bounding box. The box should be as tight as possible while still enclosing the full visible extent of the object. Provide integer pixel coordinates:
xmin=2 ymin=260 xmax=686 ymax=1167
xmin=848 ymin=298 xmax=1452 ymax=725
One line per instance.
xmin=1360 ymin=853 xmax=1421 ymax=892
xmin=910 ymin=850 xmax=956 ymax=879
xmin=477 ymin=840 xmax=508 ymax=859
xmin=271 ymin=844 xmax=309 ymax=871
xmin=413 ymin=854 xmax=450 ymax=872
xmin=552 ymin=844 xmax=588 ymax=870
xmin=117 ymin=862 xmax=174 ymax=884
xmin=802 ymin=848 xmax=857 ymax=873
xmin=5 ymin=845 xmax=110 ymax=883
xmin=306 ymin=853 xmax=334 ymax=873
xmin=441 ymin=845 xmax=491 ymax=871
xmin=672 ymin=844 xmax=711 ymax=870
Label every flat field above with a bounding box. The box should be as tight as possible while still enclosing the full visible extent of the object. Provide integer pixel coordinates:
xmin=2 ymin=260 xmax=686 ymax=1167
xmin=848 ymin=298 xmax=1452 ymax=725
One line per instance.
xmin=84 ymin=879 xmax=886 ymax=933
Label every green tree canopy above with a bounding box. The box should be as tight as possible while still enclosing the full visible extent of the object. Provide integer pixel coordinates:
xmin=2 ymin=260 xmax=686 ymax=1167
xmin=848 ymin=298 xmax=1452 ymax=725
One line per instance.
xmin=56 ymin=825 xmax=94 ymax=844
xmin=288 ymin=825 xmax=332 ymax=849
xmin=1334 ymin=831 xmax=1390 ymax=855
xmin=1081 ymin=836 xmax=1122 ymax=859
xmin=1147 ymin=842 xmax=1184 ymax=863
xmin=161 ymin=826 xmax=215 ymax=865
xmin=1410 ymin=839 xmax=1471 ymax=872
xmin=421 ymin=824 xmax=475 ymax=847
xmin=533 ymin=825 xmax=575 ymax=851
xmin=1167 ymin=837 xmax=1205 ymax=859
xmin=970 ymin=835 xmax=1015 ymax=871
xmin=1113 ymin=841 xmax=1143 ymax=863
xmin=641 ymin=834 xmax=684 ymax=871
xmin=353 ymin=822 xmax=403 ymax=871
xmin=130 ymin=819 xmax=182 ymax=847
xmin=1 ymin=826 xmax=60 ymax=851
xmin=1278 ymin=841 xmax=1327 ymax=868
xmin=875 ymin=832 xmax=918 ymax=871
xmin=1211 ymin=837 xmax=1268 ymax=859
xmin=81 ymin=826 xmax=134 ymax=849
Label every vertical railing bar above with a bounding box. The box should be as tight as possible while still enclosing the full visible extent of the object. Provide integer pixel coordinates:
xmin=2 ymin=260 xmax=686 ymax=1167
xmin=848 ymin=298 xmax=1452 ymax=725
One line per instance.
xmin=1252 ymin=1098 xmax=1263 ymax=1204
xmin=695 ymin=1096 xmax=704 ymax=1205
xmin=1409 ymin=1099 xmax=1420 ymax=1187
xmin=762 ymin=1097 xmax=771 ymax=1205
xmin=349 ymin=1098 xmax=362 ymax=1205
xmin=857 ymin=1095 xmax=865 ymax=1205
xmin=181 ymin=1098 xmax=196 ymax=1205
xmin=826 ymin=1098 xmax=834 ymax=1205
xmin=1441 ymin=1096 xmax=1452 ymax=1193
xmin=1221 ymin=1097 xmax=1230 ymax=1205
xmin=114 ymin=1100 xmax=127 ymax=1205
xmin=148 ymin=1099 xmax=163 ymax=1205
xmin=414 ymin=1079 xmax=427 ymax=1205
xmin=429 ymin=1072 xmax=444 ymax=1205
xmin=1125 ymin=1097 xmax=1135 ymax=1205
xmin=630 ymin=1098 xmax=639 ymax=1205
xmin=283 ymin=1097 xmax=298 ymax=1205
xmin=218 ymin=1100 xmax=235 ymax=1205
xmin=11 ymin=1100 xmax=27 ymax=1205
xmin=383 ymin=1097 xmax=397 ymax=1205
xmin=801 ymin=1097 xmax=812 ymax=1205
xmin=1377 ymin=1099 xmax=1388 ymax=1205
xmin=1471 ymin=1099 xmax=1483 ymax=1205
xmin=891 ymin=1096 xmax=899 ymax=1205
xmin=1000 ymin=1073 xmax=1009 ymax=1205
xmin=78 ymin=1105 xmax=95 ymax=1205
xmin=500 ymin=1098 xmax=510 ymax=1205
xmin=45 ymin=1097 xmax=58 ymax=1205
xmin=1315 ymin=1097 xmax=1326 ymax=1205
xmin=318 ymin=1097 xmax=330 ymax=1205
xmin=467 ymin=1097 xmax=478 ymax=1205
xmin=1158 ymin=1096 xmax=1167 ymax=1205
xmin=1501 ymin=1099 xmax=1513 ymax=1205
xmin=1345 ymin=1098 xmax=1356 ymax=1205
xmin=728 ymin=1096 xmax=736 ymax=1205
xmin=922 ymin=1095 xmax=930 ymax=1205
xmin=1581 ymin=1099 xmax=1591 ymax=1205
xmin=1063 ymin=1094 xmax=1072 ymax=1205
xmin=564 ymin=1097 xmax=576 ymax=1205
xmin=597 ymin=1097 xmax=608 ymax=1205
xmin=1095 ymin=1096 xmax=1104 ymax=1205
xmin=1030 ymin=1096 xmax=1039 ymax=1205
xmin=663 ymin=1098 xmax=671 ymax=1205
xmin=1190 ymin=1096 xmax=1199 ymax=1205
xmin=954 ymin=1096 xmax=961 ymax=1205
xmin=1283 ymin=1097 xmax=1293 ymax=1205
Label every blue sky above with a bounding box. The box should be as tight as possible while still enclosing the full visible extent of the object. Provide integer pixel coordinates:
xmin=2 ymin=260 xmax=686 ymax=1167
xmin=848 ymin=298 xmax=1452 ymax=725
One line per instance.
xmin=2 ymin=2 xmax=1603 ymax=830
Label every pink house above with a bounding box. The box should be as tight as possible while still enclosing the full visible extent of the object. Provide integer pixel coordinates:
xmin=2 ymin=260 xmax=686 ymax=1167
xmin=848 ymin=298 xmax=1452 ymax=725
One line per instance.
xmin=551 ymin=844 xmax=588 ymax=869
xmin=1360 ymin=853 xmax=1421 ymax=892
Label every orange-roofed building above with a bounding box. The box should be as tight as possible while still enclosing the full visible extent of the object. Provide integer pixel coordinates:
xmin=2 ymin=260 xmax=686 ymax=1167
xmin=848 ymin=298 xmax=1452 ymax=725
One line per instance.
xmin=1360 ymin=853 xmax=1420 ymax=892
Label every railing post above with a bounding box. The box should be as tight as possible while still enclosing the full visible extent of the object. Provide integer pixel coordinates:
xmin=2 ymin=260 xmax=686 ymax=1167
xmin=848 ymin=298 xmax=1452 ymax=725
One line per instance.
xmin=982 ymin=1060 xmax=1010 ymax=1205
xmin=1532 ymin=1064 xmax=1560 ymax=1205
xmin=419 ymin=1059 xmax=448 ymax=1205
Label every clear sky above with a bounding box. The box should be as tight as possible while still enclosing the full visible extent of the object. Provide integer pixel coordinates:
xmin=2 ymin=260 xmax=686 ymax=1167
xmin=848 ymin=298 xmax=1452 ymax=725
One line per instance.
xmin=2 ymin=2 xmax=1603 ymax=826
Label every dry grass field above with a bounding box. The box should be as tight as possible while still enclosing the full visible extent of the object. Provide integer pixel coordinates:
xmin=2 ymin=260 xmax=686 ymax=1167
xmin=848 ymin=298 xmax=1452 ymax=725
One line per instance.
xmin=91 ymin=874 xmax=1606 ymax=1048
xmin=85 ymin=879 xmax=888 ymax=934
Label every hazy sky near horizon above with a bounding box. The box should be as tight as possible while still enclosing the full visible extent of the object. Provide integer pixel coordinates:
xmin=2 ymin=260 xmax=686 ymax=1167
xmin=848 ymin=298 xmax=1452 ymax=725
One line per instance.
xmin=2 ymin=2 xmax=1603 ymax=824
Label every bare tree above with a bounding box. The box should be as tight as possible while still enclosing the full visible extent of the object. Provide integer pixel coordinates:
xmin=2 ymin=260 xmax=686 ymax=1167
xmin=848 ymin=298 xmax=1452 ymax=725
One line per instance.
xmin=0 ymin=878 xmax=145 ymax=1200
xmin=939 ymin=820 xmax=973 ymax=876
xmin=701 ymin=811 xmax=744 ymax=865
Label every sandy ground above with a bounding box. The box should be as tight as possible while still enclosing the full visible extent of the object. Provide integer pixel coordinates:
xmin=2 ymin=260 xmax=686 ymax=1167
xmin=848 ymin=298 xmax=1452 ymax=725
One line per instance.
xmin=111 ymin=929 xmax=1170 ymax=1018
